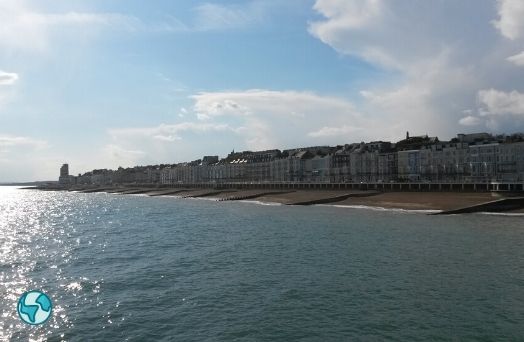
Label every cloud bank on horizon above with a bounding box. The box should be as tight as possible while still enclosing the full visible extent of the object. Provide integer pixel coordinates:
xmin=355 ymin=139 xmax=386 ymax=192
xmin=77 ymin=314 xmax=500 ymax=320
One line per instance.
xmin=0 ymin=0 xmax=523 ymax=181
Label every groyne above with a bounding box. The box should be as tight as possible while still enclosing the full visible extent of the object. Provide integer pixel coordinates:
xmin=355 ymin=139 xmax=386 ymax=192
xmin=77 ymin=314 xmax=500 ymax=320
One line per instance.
xmin=219 ymin=191 xmax=295 ymax=201
xmin=433 ymin=197 xmax=524 ymax=215
xmin=287 ymin=191 xmax=380 ymax=206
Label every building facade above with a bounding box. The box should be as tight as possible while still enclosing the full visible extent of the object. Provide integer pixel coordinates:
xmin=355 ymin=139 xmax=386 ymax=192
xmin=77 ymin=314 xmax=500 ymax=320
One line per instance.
xmin=71 ymin=132 xmax=524 ymax=186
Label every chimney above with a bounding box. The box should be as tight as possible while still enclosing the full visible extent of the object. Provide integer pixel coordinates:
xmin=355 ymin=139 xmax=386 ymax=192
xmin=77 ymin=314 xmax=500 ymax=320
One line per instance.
xmin=406 ymin=131 xmax=409 ymax=140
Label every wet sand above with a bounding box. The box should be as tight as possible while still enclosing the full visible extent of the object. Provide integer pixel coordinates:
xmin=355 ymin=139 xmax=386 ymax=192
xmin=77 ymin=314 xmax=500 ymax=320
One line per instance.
xmin=252 ymin=191 xmax=498 ymax=211
xmin=254 ymin=190 xmax=376 ymax=205
xmin=332 ymin=192 xmax=498 ymax=211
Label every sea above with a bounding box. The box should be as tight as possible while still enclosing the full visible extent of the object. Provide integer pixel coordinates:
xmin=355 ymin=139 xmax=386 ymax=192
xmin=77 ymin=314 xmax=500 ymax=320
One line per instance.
xmin=1 ymin=185 xmax=524 ymax=341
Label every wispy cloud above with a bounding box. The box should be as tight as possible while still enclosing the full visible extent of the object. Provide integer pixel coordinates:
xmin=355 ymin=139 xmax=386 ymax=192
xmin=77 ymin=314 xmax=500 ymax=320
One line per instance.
xmin=0 ymin=134 xmax=48 ymax=153
xmin=0 ymin=134 xmax=54 ymax=181
xmin=0 ymin=71 xmax=18 ymax=85
xmin=192 ymin=2 xmax=268 ymax=31
xmin=478 ymin=89 xmax=524 ymax=116
xmin=109 ymin=122 xmax=233 ymax=141
xmin=101 ymin=89 xmax=369 ymax=166
xmin=103 ymin=122 xmax=237 ymax=167
xmin=0 ymin=0 xmax=275 ymax=56
xmin=459 ymin=115 xmax=483 ymax=126
xmin=0 ymin=1 xmax=140 ymax=52
xmin=507 ymin=51 xmax=524 ymax=66
xmin=308 ymin=125 xmax=362 ymax=138
xmin=147 ymin=1 xmax=273 ymax=33
xmin=458 ymin=89 xmax=524 ymax=129
xmin=102 ymin=144 xmax=145 ymax=165
xmin=191 ymin=89 xmax=371 ymax=149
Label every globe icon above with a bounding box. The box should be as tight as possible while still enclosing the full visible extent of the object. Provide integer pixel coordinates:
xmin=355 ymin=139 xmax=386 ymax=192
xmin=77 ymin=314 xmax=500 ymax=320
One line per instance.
xmin=17 ymin=290 xmax=53 ymax=325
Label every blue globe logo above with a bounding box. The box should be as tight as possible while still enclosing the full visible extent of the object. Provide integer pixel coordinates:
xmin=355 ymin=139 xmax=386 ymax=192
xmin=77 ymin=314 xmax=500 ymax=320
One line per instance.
xmin=17 ymin=290 xmax=53 ymax=325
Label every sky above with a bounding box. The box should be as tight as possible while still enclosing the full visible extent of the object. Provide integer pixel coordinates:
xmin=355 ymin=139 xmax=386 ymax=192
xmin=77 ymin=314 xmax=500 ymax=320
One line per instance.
xmin=1 ymin=0 xmax=524 ymax=181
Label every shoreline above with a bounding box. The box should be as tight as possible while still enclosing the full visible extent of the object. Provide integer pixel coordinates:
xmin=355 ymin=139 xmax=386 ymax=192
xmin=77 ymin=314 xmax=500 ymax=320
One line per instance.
xmin=235 ymin=191 xmax=524 ymax=213
xmin=21 ymin=185 xmax=524 ymax=214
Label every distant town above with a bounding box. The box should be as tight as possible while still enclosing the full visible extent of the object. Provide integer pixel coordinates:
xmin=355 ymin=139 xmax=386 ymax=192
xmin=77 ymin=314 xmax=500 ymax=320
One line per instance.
xmin=59 ymin=132 xmax=524 ymax=188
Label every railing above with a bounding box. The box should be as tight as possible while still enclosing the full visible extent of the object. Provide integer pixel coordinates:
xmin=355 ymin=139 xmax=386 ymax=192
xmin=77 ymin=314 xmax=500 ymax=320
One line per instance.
xmin=138 ymin=181 xmax=524 ymax=192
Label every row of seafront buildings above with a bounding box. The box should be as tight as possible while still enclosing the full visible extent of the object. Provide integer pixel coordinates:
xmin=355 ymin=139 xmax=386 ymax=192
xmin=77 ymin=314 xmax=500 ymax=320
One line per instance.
xmin=63 ymin=132 xmax=524 ymax=187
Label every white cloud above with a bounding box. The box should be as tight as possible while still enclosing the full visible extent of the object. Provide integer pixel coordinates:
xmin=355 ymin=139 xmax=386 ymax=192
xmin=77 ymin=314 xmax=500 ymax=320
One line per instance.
xmin=310 ymin=0 xmax=383 ymax=30
xmin=101 ymin=144 xmax=145 ymax=166
xmin=0 ymin=71 xmax=19 ymax=85
xmin=493 ymin=0 xmax=524 ymax=40
xmin=309 ymin=0 xmax=397 ymax=69
xmin=147 ymin=1 xmax=274 ymax=33
xmin=103 ymin=90 xmax=370 ymax=167
xmin=459 ymin=116 xmax=483 ymax=126
xmin=109 ymin=122 xmax=232 ymax=140
xmin=478 ymin=89 xmax=524 ymax=116
xmin=0 ymin=134 xmax=51 ymax=181
xmin=308 ymin=0 xmax=436 ymax=70
xmin=20 ymin=12 xmax=138 ymax=27
xmin=0 ymin=135 xmax=47 ymax=152
xmin=308 ymin=125 xmax=362 ymax=138
xmin=193 ymin=2 xmax=266 ymax=31
xmin=308 ymin=0 xmax=524 ymax=135
xmin=192 ymin=89 xmax=359 ymax=120
xmin=152 ymin=135 xmax=181 ymax=142
xmin=507 ymin=51 xmax=524 ymax=66
xmin=103 ymin=121 xmax=238 ymax=167
xmin=191 ymin=89 xmax=369 ymax=149
xmin=0 ymin=1 xmax=139 ymax=52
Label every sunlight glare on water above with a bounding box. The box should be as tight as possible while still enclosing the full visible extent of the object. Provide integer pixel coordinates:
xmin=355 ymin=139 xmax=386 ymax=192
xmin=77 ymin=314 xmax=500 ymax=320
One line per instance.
xmin=0 ymin=187 xmax=105 ymax=340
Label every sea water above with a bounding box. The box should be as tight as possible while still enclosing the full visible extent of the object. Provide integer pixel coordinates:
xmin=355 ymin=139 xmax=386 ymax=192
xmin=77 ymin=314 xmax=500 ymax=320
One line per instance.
xmin=1 ymin=186 xmax=524 ymax=341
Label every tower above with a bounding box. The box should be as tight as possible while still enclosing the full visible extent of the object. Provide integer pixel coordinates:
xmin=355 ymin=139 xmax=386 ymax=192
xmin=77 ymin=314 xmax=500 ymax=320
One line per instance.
xmin=59 ymin=164 xmax=70 ymax=184
xmin=60 ymin=164 xmax=69 ymax=177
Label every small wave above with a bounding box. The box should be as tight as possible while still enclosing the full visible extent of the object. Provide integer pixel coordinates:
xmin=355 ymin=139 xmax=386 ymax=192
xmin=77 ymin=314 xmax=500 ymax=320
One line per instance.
xmin=186 ymin=197 xmax=219 ymax=202
xmin=60 ymin=278 xmax=102 ymax=294
xmin=324 ymin=204 xmax=442 ymax=214
xmin=238 ymin=200 xmax=282 ymax=206
xmin=63 ymin=282 xmax=82 ymax=292
xmin=479 ymin=212 xmax=524 ymax=217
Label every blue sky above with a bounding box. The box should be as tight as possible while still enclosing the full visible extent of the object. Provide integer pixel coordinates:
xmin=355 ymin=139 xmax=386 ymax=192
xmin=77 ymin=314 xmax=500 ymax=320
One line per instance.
xmin=1 ymin=0 xmax=524 ymax=181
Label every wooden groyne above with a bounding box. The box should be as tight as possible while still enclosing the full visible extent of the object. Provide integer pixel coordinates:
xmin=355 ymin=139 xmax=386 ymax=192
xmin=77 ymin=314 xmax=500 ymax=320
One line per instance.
xmin=219 ymin=191 xmax=295 ymax=202
xmin=147 ymin=189 xmax=192 ymax=197
xmin=78 ymin=187 xmax=115 ymax=193
xmin=116 ymin=188 xmax=157 ymax=195
xmin=287 ymin=191 xmax=380 ymax=206
xmin=105 ymin=188 xmax=138 ymax=194
xmin=433 ymin=197 xmax=524 ymax=215
xmin=181 ymin=190 xmax=237 ymax=198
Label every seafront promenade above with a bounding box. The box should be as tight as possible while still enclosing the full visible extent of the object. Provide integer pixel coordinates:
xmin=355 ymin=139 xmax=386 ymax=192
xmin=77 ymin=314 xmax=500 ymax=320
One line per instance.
xmin=133 ymin=180 xmax=524 ymax=192
xmin=65 ymin=182 xmax=524 ymax=193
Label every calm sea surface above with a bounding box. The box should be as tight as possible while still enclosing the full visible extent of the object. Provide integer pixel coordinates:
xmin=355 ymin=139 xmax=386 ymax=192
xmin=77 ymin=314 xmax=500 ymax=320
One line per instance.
xmin=1 ymin=186 xmax=524 ymax=341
